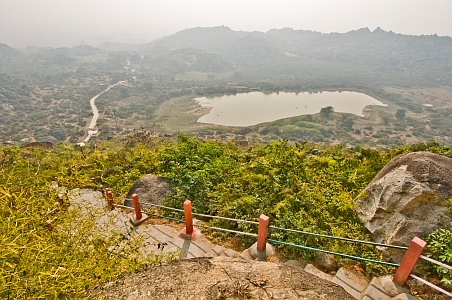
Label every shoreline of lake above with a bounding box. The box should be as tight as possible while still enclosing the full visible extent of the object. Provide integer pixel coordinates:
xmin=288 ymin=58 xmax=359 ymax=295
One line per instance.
xmin=194 ymin=91 xmax=387 ymax=127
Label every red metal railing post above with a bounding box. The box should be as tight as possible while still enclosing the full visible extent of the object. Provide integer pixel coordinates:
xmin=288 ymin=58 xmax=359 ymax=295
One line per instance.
xmin=184 ymin=200 xmax=193 ymax=235
xmin=106 ymin=190 xmax=114 ymax=211
xmin=91 ymin=178 xmax=97 ymax=190
xmin=257 ymin=214 xmax=269 ymax=252
xmin=393 ymin=237 xmax=427 ymax=286
xmin=132 ymin=193 xmax=142 ymax=220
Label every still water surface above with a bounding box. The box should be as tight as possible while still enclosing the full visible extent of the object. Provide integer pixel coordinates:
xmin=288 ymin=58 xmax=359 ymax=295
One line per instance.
xmin=195 ymin=91 xmax=386 ymax=127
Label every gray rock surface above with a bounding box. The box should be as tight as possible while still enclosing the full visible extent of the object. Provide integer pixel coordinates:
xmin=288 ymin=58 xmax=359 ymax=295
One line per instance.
xmin=285 ymin=260 xmax=307 ymax=268
xmin=314 ymin=252 xmax=337 ymax=272
xmin=90 ymin=257 xmax=356 ymax=300
xmin=124 ymin=174 xmax=171 ymax=207
xmin=37 ymin=135 xmax=59 ymax=144
xmin=355 ymin=152 xmax=452 ymax=261
xmin=304 ymin=264 xmax=334 ymax=282
xmin=378 ymin=275 xmax=411 ymax=297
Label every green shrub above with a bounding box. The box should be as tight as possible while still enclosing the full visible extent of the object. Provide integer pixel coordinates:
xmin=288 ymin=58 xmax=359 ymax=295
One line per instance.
xmin=423 ymin=224 xmax=452 ymax=288
xmin=3 ymin=136 xmax=452 ymax=297
xmin=0 ymin=143 xmax=174 ymax=299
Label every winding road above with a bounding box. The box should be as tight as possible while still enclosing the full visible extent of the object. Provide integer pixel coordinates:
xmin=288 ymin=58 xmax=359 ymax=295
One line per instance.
xmin=83 ymin=80 xmax=127 ymax=142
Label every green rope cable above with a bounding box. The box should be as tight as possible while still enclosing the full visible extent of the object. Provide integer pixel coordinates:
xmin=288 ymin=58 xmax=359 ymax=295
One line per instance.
xmin=267 ymin=239 xmax=400 ymax=267
xmin=268 ymin=226 xmax=408 ymax=250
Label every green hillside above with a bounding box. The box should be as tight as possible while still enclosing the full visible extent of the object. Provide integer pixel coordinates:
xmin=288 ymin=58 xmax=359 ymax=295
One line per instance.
xmin=2 ymin=27 xmax=452 ymax=147
xmin=1 ymin=135 xmax=451 ymax=298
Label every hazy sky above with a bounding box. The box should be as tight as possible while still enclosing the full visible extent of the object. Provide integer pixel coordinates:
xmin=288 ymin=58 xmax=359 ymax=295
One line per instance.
xmin=1 ymin=0 xmax=451 ymax=48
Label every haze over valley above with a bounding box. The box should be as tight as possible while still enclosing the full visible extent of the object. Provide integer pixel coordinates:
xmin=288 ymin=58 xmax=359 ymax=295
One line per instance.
xmin=1 ymin=1 xmax=452 ymax=148
xmin=4 ymin=3 xmax=452 ymax=298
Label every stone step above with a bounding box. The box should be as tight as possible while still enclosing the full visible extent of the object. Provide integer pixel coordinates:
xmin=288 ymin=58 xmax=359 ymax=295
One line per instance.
xmin=220 ymin=248 xmax=241 ymax=258
xmin=204 ymin=245 xmax=227 ymax=257
xmin=390 ymin=293 xmax=419 ymax=300
xmin=360 ymin=276 xmax=411 ymax=300
xmin=304 ymin=264 xmax=334 ymax=282
xmin=331 ymin=267 xmax=369 ymax=299
xmin=296 ymin=263 xmax=418 ymax=300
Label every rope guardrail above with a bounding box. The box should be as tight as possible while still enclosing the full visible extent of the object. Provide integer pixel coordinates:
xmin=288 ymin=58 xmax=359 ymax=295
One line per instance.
xmin=112 ymin=203 xmax=185 ymax=223
xmin=95 ymin=180 xmax=451 ymax=296
xmin=267 ymin=238 xmax=399 ymax=267
xmin=409 ymin=274 xmax=452 ymax=297
xmin=268 ymin=225 xmax=408 ymax=250
xmin=134 ymin=199 xmax=259 ymax=225
xmin=196 ymin=223 xmax=258 ymax=237
xmin=191 ymin=212 xmax=259 ymax=225
xmin=412 ymin=255 xmax=452 ymax=297
xmin=420 ymin=255 xmax=452 ymax=272
xmin=136 ymin=201 xmax=185 ymax=213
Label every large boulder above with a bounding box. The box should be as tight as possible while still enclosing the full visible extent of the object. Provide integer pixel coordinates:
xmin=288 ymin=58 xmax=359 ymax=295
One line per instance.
xmin=355 ymin=151 xmax=452 ymax=262
xmin=124 ymin=174 xmax=171 ymax=208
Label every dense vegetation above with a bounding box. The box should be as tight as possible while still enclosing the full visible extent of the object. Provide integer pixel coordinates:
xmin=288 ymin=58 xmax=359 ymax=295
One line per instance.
xmin=1 ymin=27 xmax=452 ymax=148
xmin=0 ymin=141 xmax=178 ymax=299
xmin=2 ymin=135 xmax=452 ymax=298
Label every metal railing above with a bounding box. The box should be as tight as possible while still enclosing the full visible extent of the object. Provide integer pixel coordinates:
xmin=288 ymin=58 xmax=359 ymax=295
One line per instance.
xmin=96 ymin=182 xmax=452 ymax=297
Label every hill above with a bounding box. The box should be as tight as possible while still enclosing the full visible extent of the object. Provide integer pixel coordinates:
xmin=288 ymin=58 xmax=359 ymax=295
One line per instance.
xmin=139 ymin=26 xmax=452 ymax=87
xmin=2 ymin=27 xmax=452 ymax=148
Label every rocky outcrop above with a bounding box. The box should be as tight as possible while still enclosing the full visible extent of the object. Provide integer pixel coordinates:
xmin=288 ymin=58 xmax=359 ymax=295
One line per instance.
xmin=21 ymin=141 xmax=54 ymax=150
xmin=124 ymin=174 xmax=171 ymax=207
xmin=89 ymin=257 xmax=356 ymax=300
xmin=37 ymin=135 xmax=59 ymax=144
xmin=355 ymin=152 xmax=452 ymax=262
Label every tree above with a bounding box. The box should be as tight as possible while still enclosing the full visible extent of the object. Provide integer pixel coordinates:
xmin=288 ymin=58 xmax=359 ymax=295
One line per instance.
xmin=378 ymin=111 xmax=391 ymax=125
xmin=320 ymin=106 xmax=334 ymax=118
xmin=112 ymin=109 xmax=119 ymax=129
xmin=119 ymin=87 xmax=130 ymax=98
xmin=340 ymin=116 xmax=354 ymax=131
xmin=395 ymin=109 xmax=406 ymax=120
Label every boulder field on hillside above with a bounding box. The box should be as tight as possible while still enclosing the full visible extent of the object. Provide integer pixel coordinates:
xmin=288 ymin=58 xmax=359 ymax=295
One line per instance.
xmin=355 ymin=151 xmax=452 ymax=262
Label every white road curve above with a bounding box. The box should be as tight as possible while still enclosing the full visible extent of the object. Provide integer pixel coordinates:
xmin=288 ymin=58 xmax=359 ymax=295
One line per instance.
xmin=83 ymin=80 xmax=127 ymax=142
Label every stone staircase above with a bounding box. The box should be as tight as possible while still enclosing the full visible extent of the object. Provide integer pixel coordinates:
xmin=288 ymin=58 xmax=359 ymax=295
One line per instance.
xmin=68 ymin=188 xmax=419 ymax=300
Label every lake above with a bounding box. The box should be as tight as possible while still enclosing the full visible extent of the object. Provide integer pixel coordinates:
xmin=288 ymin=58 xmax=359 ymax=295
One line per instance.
xmin=195 ymin=91 xmax=387 ymax=127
